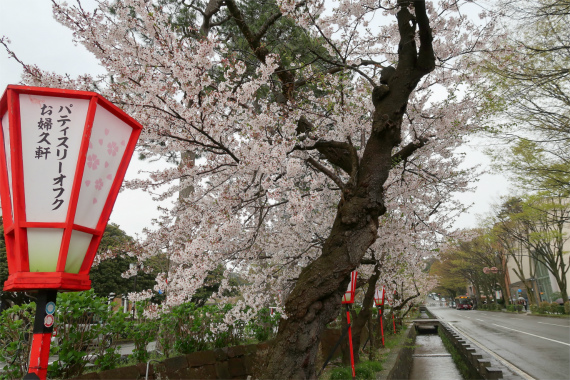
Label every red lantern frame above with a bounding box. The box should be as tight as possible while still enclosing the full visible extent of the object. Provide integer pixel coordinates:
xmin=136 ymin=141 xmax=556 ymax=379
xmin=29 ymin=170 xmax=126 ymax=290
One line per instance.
xmin=0 ymin=85 xmax=142 ymax=292
xmin=342 ymin=270 xmax=358 ymax=304
xmin=374 ymin=286 xmax=385 ymax=307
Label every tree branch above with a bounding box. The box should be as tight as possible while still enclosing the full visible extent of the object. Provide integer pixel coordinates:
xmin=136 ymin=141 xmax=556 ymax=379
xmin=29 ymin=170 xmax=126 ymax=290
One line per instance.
xmin=391 ymin=136 xmax=430 ymax=163
xmin=307 ymin=157 xmax=346 ymax=190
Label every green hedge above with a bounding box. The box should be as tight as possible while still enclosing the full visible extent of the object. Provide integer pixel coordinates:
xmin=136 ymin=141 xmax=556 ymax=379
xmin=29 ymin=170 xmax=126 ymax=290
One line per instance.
xmin=531 ymin=301 xmax=568 ymax=315
xmin=0 ymin=292 xmax=282 ymax=380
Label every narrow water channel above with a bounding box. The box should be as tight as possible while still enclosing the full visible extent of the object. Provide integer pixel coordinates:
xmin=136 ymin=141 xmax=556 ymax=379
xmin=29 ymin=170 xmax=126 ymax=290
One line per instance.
xmin=409 ymin=333 xmax=463 ymax=380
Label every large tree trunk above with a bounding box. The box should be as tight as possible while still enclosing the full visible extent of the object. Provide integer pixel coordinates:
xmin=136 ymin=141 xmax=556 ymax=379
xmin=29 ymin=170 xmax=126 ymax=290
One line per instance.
xmin=261 ymin=3 xmax=435 ymax=378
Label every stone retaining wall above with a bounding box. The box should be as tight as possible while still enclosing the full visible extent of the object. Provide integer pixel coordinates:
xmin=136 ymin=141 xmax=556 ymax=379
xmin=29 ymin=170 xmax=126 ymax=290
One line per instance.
xmin=73 ymin=342 xmax=272 ymax=380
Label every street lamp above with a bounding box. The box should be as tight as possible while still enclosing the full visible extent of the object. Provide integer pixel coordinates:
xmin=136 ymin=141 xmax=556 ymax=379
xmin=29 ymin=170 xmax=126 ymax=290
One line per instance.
xmin=0 ymin=85 xmax=142 ymax=379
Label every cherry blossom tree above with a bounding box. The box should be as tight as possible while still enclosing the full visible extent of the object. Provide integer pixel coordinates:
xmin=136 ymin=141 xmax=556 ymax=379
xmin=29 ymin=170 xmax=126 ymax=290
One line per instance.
xmin=2 ymin=0 xmax=500 ymax=377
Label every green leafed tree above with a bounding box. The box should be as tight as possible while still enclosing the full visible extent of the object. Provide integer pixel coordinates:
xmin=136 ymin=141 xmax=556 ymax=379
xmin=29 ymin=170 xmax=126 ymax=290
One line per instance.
xmin=89 ymin=223 xmax=156 ymax=298
xmin=494 ymin=193 xmax=570 ymax=303
xmin=482 ymin=0 xmax=570 ymax=195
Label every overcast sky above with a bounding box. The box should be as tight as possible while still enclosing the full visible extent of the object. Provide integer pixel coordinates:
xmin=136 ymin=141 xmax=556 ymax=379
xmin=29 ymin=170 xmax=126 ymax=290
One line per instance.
xmin=0 ymin=0 xmax=512 ymax=238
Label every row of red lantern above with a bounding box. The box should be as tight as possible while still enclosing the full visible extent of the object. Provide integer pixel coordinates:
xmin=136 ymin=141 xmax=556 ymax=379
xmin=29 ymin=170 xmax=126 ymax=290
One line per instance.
xmin=341 ymin=270 xmax=392 ymax=307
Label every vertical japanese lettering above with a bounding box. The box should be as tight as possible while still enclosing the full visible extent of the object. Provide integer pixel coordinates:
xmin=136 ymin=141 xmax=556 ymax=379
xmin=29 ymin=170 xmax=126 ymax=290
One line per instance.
xmin=35 ymin=102 xmax=74 ymax=210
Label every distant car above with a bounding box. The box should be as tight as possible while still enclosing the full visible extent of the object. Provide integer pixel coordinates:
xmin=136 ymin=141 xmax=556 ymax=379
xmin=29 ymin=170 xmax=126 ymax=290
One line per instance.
xmin=434 ymin=297 xmax=439 ymax=301
xmin=441 ymin=297 xmax=446 ymax=302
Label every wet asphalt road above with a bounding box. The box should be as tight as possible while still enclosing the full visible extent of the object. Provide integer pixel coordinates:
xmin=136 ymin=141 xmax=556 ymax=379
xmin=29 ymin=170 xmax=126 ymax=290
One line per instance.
xmin=429 ymin=305 xmax=570 ymax=380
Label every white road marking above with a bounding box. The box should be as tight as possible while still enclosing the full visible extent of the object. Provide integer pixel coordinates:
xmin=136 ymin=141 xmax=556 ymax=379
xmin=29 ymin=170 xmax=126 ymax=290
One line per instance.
xmin=493 ymin=323 xmax=570 ymax=346
xmin=537 ymin=321 xmax=569 ymax=328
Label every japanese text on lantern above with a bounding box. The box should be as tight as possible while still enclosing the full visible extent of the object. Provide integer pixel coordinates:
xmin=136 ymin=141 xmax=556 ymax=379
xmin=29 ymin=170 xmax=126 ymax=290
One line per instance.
xmin=35 ymin=103 xmax=74 ymax=210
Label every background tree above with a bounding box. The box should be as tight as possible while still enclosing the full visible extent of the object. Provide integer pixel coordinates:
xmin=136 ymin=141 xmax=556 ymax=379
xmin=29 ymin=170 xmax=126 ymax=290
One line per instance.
xmin=494 ymin=193 xmax=570 ymax=303
xmin=430 ymin=257 xmax=468 ymax=300
xmin=435 ymin=231 xmax=508 ymax=307
xmin=489 ymin=198 xmax=538 ymax=304
xmin=482 ymin=0 xmax=570 ymax=195
xmin=89 ymin=223 xmax=157 ymax=298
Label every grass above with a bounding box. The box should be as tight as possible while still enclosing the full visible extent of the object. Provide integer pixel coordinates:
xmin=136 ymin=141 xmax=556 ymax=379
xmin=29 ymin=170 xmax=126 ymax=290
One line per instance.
xmin=320 ymin=322 xmax=412 ymax=380
xmin=328 ymin=360 xmax=383 ymax=380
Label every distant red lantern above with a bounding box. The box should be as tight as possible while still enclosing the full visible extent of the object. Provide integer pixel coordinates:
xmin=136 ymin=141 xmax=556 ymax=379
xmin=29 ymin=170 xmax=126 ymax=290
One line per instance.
xmin=0 ymin=85 xmax=141 ymax=292
xmin=341 ymin=270 xmax=358 ymax=379
xmin=0 ymin=85 xmax=142 ymax=380
xmin=490 ymin=267 xmax=499 ymax=274
xmin=374 ymin=286 xmax=385 ymax=307
xmin=483 ymin=267 xmax=490 ymax=274
xmin=375 ymin=286 xmax=385 ymax=347
xmin=342 ymin=271 xmax=358 ymax=304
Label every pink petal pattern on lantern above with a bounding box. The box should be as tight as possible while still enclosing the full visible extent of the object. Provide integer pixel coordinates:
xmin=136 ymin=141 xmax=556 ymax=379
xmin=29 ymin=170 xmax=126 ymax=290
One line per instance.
xmin=121 ymin=140 xmax=126 ymax=146
xmin=105 ymin=128 xmax=110 ymax=135
xmin=106 ymin=174 xmax=113 ymax=180
xmin=107 ymin=142 xmax=119 ymax=156
xmin=98 ymin=139 xmax=103 ymax=145
xmin=86 ymin=154 xmax=100 ymax=170
xmin=85 ymin=180 xmax=91 ymax=187
xmin=93 ymin=198 xmax=97 ymax=204
xmin=95 ymin=178 xmax=104 ymax=190
xmin=105 ymin=161 xmax=109 ymax=168
xmin=89 ymin=142 xmax=93 ymax=148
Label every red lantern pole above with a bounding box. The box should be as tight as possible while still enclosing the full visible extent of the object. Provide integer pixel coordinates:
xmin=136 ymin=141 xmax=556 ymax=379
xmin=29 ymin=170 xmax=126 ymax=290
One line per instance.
xmin=346 ymin=305 xmax=356 ymax=380
xmin=392 ymin=290 xmax=396 ymax=334
xmin=379 ymin=308 xmax=384 ymax=347
xmin=24 ymin=290 xmax=57 ymax=380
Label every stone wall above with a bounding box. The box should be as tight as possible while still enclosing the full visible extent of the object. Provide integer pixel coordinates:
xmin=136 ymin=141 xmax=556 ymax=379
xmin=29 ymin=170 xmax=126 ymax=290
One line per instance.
xmin=73 ymin=342 xmax=272 ymax=380
xmin=74 ymin=325 xmax=370 ymax=379
xmin=437 ymin=322 xmax=507 ymax=380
